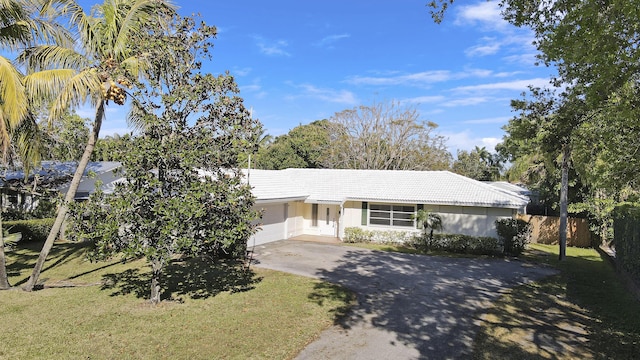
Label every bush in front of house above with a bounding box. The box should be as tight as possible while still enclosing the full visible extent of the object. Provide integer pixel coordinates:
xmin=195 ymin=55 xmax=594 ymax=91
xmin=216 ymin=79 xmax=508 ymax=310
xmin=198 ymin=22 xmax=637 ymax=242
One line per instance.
xmin=408 ymin=233 xmax=503 ymax=255
xmin=3 ymin=218 xmax=55 ymax=242
xmin=495 ymin=218 xmax=531 ymax=256
xmin=344 ymin=227 xmax=503 ymax=256
xmin=343 ymin=227 xmax=413 ymax=244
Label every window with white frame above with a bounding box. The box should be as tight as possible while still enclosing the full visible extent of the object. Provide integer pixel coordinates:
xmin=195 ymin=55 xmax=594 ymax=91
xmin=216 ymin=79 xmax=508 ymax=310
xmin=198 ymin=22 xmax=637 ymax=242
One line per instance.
xmin=369 ymin=204 xmax=415 ymax=227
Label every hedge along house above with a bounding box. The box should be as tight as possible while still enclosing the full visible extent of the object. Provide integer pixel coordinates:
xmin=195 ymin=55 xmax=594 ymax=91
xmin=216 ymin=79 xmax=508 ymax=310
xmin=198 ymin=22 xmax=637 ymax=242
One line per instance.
xmin=246 ymin=168 xmax=529 ymax=246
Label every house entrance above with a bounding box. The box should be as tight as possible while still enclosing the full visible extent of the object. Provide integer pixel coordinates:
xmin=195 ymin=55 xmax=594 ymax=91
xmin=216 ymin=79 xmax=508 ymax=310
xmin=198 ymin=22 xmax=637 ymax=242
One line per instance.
xmin=319 ymin=204 xmax=337 ymax=237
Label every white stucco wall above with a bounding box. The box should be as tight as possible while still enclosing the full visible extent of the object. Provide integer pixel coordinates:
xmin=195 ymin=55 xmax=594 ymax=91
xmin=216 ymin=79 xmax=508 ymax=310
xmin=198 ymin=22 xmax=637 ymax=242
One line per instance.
xmin=343 ymin=201 xmax=515 ymax=238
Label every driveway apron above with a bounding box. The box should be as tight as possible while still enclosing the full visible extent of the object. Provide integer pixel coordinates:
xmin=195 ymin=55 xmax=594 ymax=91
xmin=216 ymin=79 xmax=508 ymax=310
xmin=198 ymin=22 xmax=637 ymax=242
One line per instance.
xmin=251 ymin=240 xmax=557 ymax=360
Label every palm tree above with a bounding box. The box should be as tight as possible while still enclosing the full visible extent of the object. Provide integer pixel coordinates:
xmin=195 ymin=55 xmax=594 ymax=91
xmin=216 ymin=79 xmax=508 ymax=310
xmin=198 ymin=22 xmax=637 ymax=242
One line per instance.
xmin=0 ymin=0 xmax=70 ymax=290
xmin=22 ymin=0 xmax=176 ymax=291
xmin=412 ymin=209 xmax=443 ymax=250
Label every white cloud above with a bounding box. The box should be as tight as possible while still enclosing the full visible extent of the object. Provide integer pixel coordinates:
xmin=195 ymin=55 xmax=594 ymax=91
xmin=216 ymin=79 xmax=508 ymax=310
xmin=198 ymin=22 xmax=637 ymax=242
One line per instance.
xmin=242 ymin=84 xmax=261 ymax=92
xmin=452 ymin=78 xmax=551 ymax=92
xmin=463 ymin=116 xmax=511 ymax=125
xmin=402 ymin=95 xmax=446 ymax=104
xmin=232 ymin=67 xmax=252 ymax=77
xmin=288 ymin=84 xmax=358 ymax=105
xmin=443 ymin=97 xmax=491 ymax=107
xmin=454 ymin=1 xmax=509 ymax=31
xmin=254 ymin=36 xmax=291 ymax=57
xmin=346 ymin=70 xmax=452 ymax=87
xmin=465 ymin=40 xmax=501 ymax=57
xmin=441 ymin=130 xmax=502 ymax=154
xmin=315 ymin=33 xmax=350 ymax=48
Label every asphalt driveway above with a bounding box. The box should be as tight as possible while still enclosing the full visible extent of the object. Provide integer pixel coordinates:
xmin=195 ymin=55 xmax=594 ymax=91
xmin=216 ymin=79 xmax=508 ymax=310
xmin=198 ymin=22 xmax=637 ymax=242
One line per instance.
xmin=251 ymin=240 xmax=558 ymax=360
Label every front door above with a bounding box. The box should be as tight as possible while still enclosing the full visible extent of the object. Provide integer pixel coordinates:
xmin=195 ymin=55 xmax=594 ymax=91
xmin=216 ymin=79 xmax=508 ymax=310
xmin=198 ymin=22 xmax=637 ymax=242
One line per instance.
xmin=319 ymin=205 xmax=337 ymax=236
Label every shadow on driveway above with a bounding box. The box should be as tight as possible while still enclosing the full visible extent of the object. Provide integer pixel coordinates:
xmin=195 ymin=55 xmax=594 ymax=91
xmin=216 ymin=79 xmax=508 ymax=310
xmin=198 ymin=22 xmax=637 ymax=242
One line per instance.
xmin=252 ymin=240 xmax=557 ymax=359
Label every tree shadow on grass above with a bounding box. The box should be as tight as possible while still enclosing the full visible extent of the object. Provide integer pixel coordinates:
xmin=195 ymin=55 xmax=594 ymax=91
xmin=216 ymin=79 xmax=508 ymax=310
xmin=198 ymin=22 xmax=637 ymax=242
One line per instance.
xmin=101 ymin=256 xmax=262 ymax=301
xmin=7 ymin=241 xmax=90 ymax=287
xmin=307 ymin=281 xmax=357 ymax=326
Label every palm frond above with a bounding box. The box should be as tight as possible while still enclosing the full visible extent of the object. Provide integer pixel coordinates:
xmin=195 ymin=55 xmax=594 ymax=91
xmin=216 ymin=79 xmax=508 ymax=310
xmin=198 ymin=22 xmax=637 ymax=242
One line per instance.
xmin=0 ymin=55 xmax=28 ymax=129
xmin=112 ymin=0 xmax=176 ymax=60
xmin=0 ymin=110 xmax=13 ymax=162
xmin=10 ymin=111 xmax=43 ymax=173
xmin=25 ymin=67 xmax=101 ymax=122
xmin=19 ymin=44 xmax=89 ymax=72
xmin=0 ymin=21 xmax=31 ymax=48
xmin=24 ymin=67 xmax=77 ymax=103
xmin=38 ymin=0 xmax=94 ymax=48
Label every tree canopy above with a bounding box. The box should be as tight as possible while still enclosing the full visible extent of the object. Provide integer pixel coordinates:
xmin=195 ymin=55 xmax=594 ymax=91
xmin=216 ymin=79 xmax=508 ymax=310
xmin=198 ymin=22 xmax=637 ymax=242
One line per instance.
xmin=68 ymin=14 xmax=261 ymax=304
xmin=324 ymin=100 xmax=451 ymax=170
xmin=254 ymin=120 xmax=330 ymax=170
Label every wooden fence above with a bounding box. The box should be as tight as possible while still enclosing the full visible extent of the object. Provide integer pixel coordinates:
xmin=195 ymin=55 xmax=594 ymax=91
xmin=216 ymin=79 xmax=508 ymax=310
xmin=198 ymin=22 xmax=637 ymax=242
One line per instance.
xmin=517 ymin=214 xmax=592 ymax=248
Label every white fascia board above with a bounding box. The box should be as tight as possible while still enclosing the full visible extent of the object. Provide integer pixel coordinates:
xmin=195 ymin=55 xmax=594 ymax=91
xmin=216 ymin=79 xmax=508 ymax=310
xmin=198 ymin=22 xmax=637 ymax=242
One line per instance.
xmin=254 ymin=196 xmax=308 ymax=205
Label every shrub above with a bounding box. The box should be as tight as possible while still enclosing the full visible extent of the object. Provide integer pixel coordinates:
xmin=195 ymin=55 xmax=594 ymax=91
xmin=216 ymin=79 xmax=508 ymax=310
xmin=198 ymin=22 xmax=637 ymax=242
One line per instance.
xmin=344 ymin=227 xmax=502 ymax=256
xmin=2 ymin=218 xmax=55 ymax=242
xmin=344 ymin=227 xmax=372 ymax=243
xmin=344 ymin=227 xmax=415 ymax=244
xmin=495 ymin=218 xmax=531 ymax=256
xmin=407 ymin=233 xmax=502 ymax=255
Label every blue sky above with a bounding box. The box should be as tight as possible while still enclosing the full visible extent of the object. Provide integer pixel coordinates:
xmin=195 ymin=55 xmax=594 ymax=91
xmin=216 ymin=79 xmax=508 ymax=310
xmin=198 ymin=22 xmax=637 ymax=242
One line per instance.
xmin=81 ymin=0 xmax=555 ymax=155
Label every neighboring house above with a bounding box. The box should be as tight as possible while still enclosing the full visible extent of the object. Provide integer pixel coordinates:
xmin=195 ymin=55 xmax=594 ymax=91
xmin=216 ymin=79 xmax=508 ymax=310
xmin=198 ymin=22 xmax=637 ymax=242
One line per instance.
xmin=247 ymin=169 xmax=529 ymax=245
xmin=0 ymin=161 xmax=123 ymax=210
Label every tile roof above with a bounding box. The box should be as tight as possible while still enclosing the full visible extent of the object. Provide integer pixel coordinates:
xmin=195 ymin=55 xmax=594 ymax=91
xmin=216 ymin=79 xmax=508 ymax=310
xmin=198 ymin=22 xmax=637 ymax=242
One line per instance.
xmin=246 ymin=168 xmax=528 ymax=209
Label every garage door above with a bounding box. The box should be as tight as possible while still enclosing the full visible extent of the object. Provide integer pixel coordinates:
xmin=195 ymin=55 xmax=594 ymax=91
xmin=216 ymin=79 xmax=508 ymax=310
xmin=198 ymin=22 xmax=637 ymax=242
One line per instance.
xmin=250 ymin=204 xmax=287 ymax=245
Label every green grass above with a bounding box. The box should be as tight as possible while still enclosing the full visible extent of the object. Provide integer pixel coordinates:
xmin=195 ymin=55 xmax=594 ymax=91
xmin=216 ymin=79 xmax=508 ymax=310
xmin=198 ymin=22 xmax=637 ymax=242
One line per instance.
xmin=473 ymin=244 xmax=640 ymax=359
xmin=1 ymin=241 xmax=355 ymax=359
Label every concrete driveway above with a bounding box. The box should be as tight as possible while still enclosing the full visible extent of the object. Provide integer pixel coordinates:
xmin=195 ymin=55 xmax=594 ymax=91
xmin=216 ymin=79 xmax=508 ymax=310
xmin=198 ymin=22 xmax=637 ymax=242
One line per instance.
xmin=251 ymin=240 xmax=558 ymax=360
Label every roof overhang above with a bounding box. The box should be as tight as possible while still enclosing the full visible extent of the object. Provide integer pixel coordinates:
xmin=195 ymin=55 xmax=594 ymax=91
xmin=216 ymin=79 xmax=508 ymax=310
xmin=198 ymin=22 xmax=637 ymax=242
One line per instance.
xmin=254 ymin=196 xmax=308 ymax=205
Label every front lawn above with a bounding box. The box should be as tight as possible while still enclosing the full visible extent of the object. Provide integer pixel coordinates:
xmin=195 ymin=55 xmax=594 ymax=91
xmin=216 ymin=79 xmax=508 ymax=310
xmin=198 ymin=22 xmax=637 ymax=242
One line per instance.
xmin=473 ymin=244 xmax=640 ymax=359
xmin=0 ymin=241 xmax=354 ymax=359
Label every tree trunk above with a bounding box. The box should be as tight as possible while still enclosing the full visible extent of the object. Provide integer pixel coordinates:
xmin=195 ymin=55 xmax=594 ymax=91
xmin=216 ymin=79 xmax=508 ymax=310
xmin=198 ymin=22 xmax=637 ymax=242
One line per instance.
xmin=23 ymin=101 xmax=105 ymax=291
xmin=558 ymin=144 xmax=569 ymax=261
xmin=150 ymin=259 xmax=162 ymax=304
xmin=0 ymin=215 xmax=11 ymax=289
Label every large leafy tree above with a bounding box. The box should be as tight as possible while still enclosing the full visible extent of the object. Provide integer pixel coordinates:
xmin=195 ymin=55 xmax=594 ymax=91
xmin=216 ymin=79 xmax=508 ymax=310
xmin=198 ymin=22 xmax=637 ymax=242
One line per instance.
xmin=500 ymin=87 xmax=589 ymax=259
xmin=254 ymin=120 xmax=330 ymax=169
xmin=68 ymin=15 xmax=261 ymax=304
xmin=22 ymin=0 xmax=176 ymax=291
xmin=324 ymin=100 xmax=451 ymax=170
xmin=452 ymin=146 xmax=503 ymax=181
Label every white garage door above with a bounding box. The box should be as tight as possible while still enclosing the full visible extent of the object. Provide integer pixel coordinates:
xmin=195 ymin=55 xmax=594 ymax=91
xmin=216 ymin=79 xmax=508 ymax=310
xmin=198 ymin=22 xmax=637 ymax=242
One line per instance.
xmin=251 ymin=204 xmax=287 ymax=245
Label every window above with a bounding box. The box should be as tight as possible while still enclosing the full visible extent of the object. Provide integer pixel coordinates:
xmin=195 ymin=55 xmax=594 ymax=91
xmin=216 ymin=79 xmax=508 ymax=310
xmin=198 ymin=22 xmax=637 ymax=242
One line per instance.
xmin=369 ymin=204 xmax=415 ymax=227
xmin=312 ymin=204 xmax=318 ymax=227
xmin=326 ymin=207 xmax=330 ymax=225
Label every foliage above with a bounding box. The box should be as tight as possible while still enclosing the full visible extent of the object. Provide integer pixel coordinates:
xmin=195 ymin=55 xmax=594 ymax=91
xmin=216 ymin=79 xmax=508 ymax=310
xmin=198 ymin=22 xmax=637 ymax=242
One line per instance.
xmin=343 ymin=227 xmax=502 ymax=256
xmin=412 ymin=209 xmax=443 ymax=246
xmin=67 ymin=15 xmax=261 ymax=303
xmin=452 ymin=146 xmax=503 ymax=181
xmin=612 ymin=205 xmax=640 ymax=284
xmin=254 ymin=120 xmax=330 ymax=169
xmin=2 ymin=218 xmax=55 ymax=242
xmin=495 ymin=218 xmax=531 ymax=256
xmin=1 ymin=198 xmax=57 ymax=220
xmin=39 ymin=110 xmax=89 ymax=161
xmin=324 ymin=100 xmax=452 ymax=170
xmin=408 ymin=233 xmax=502 ymax=255
xmin=91 ymin=133 xmax=133 ymax=162
xmin=501 ymin=0 xmax=640 ymax=108
xmin=343 ymin=227 xmax=414 ymax=244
